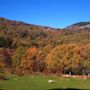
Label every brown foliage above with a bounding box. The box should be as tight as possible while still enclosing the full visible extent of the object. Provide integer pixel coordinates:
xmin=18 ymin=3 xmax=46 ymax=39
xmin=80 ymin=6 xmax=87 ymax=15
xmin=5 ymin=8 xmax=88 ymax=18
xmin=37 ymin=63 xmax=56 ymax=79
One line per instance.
xmin=20 ymin=47 xmax=46 ymax=73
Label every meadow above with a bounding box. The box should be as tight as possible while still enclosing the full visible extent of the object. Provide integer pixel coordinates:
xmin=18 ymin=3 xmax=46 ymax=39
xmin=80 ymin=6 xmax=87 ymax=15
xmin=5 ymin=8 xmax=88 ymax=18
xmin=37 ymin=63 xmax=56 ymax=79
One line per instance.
xmin=0 ymin=74 xmax=90 ymax=90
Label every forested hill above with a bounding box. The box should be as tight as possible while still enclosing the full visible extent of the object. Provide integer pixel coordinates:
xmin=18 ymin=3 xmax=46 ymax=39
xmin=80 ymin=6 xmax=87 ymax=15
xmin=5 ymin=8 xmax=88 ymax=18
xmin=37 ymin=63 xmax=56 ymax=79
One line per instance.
xmin=0 ymin=17 xmax=90 ymax=49
xmin=66 ymin=22 xmax=90 ymax=30
xmin=0 ymin=17 xmax=57 ymax=48
xmin=0 ymin=17 xmax=90 ymax=75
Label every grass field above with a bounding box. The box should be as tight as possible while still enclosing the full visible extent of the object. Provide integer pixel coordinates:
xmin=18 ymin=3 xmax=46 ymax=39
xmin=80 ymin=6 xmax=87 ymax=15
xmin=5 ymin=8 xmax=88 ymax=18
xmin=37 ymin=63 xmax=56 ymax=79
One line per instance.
xmin=0 ymin=74 xmax=90 ymax=90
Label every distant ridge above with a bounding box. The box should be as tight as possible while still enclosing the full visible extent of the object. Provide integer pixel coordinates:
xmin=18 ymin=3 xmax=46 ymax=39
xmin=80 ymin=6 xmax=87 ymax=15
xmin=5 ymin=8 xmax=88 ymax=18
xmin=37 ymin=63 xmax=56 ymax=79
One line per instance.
xmin=70 ymin=22 xmax=90 ymax=26
xmin=0 ymin=17 xmax=60 ymax=30
xmin=1 ymin=17 xmax=90 ymax=30
xmin=66 ymin=22 xmax=90 ymax=30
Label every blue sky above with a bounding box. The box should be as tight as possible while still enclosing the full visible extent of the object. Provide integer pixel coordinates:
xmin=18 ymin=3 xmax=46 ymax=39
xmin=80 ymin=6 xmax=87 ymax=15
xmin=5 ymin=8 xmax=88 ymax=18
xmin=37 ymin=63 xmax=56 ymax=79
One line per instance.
xmin=0 ymin=0 xmax=90 ymax=28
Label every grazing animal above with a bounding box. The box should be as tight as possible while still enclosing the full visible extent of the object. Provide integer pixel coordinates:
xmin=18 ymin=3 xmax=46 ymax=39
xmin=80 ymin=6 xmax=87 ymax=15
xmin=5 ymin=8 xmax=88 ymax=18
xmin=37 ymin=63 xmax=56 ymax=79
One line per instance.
xmin=48 ymin=80 xmax=56 ymax=83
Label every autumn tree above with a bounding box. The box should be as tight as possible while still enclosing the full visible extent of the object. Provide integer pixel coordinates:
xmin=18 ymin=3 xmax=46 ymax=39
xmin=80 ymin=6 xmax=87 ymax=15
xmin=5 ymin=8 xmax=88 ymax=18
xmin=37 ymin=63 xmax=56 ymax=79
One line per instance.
xmin=80 ymin=44 xmax=90 ymax=75
xmin=46 ymin=44 xmax=90 ymax=75
xmin=20 ymin=47 xmax=46 ymax=73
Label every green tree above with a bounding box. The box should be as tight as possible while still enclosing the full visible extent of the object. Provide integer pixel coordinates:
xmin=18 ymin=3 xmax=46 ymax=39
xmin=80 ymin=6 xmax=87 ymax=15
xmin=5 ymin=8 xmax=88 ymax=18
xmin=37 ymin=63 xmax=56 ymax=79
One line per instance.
xmin=12 ymin=47 xmax=26 ymax=69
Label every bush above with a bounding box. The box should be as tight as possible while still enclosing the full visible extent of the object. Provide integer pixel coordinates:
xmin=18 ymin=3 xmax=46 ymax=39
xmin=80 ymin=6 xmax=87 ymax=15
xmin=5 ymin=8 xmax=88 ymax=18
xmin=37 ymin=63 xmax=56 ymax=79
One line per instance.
xmin=0 ymin=73 xmax=7 ymax=80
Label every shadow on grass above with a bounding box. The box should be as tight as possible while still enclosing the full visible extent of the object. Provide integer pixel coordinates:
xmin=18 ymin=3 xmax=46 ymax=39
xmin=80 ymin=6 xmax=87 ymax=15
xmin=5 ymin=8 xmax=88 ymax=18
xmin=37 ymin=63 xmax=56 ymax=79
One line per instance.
xmin=47 ymin=88 xmax=90 ymax=90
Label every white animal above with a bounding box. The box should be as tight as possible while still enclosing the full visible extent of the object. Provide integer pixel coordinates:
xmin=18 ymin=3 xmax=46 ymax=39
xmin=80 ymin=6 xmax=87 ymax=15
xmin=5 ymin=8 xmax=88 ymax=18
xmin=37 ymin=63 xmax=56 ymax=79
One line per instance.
xmin=48 ymin=80 xmax=56 ymax=83
xmin=83 ymin=77 xmax=87 ymax=80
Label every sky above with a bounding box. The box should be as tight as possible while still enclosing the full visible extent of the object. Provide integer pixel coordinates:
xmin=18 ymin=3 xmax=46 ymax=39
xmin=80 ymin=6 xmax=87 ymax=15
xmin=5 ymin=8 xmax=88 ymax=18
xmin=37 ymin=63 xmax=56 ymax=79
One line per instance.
xmin=0 ymin=0 xmax=90 ymax=28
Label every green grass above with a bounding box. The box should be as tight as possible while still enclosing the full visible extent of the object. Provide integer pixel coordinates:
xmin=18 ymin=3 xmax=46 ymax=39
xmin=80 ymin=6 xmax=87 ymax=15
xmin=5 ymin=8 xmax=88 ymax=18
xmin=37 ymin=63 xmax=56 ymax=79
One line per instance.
xmin=0 ymin=74 xmax=90 ymax=90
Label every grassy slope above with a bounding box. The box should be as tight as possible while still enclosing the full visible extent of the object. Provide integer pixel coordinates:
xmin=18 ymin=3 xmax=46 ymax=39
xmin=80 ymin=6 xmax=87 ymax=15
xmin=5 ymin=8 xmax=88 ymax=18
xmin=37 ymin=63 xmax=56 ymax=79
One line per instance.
xmin=0 ymin=75 xmax=90 ymax=90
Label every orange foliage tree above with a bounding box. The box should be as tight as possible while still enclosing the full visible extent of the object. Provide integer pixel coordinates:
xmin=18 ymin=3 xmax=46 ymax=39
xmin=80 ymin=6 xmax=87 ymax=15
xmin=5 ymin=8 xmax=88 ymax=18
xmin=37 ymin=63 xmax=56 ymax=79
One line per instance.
xmin=46 ymin=44 xmax=90 ymax=75
xmin=20 ymin=47 xmax=46 ymax=73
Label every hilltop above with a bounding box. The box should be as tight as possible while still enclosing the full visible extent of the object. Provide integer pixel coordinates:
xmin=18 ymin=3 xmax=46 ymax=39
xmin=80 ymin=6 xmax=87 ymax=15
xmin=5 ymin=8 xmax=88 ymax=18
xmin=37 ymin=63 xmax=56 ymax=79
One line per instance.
xmin=66 ymin=22 xmax=90 ymax=30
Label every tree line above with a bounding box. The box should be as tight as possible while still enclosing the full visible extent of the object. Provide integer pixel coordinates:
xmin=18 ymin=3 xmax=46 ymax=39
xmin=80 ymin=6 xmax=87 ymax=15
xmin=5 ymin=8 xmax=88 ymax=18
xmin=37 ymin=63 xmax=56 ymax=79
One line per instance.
xmin=0 ymin=44 xmax=90 ymax=75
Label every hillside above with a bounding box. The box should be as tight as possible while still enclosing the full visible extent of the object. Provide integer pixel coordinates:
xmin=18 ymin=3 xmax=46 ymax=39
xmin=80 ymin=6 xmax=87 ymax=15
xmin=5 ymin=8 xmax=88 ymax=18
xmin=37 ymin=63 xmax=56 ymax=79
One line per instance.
xmin=0 ymin=17 xmax=90 ymax=75
xmin=0 ymin=17 xmax=90 ymax=49
xmin=0 ymin=17 xmax=58 ymax=48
